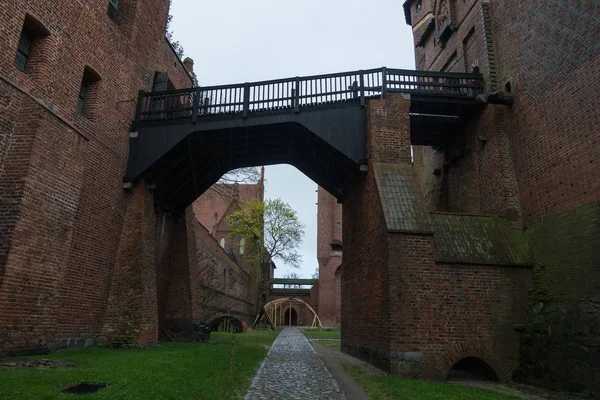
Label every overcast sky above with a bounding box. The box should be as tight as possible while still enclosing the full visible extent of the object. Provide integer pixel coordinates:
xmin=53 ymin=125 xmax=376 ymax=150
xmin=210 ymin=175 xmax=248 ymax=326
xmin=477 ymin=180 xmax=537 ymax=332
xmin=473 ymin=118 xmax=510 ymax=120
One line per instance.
xmin=170 ymin=0 xmax=416 ymax=278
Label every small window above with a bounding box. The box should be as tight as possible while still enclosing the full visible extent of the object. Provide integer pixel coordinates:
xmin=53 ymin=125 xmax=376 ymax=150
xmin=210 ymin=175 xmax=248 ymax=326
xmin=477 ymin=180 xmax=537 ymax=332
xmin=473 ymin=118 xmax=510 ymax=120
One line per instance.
xmin=336 ymin=221 xmax=341 ymax=231
xmin=15 ymin=32 xmax=32 ymax=72
xmin=415 ymin=0 xmax=423 ymax=12
xmin=76 ymin=67 xmax=101 ymax=119
xmin=14 ymin=15 xmax=50 ymax=74
xmin=108 ymin=0 xmax=119 ymax=21
xmin=77 ymin=84 xmax=87 ymax=114
xmin=239 ymin=238 xmax=245 ymax=255
xmin=219 ymin=237 xmax=225 ymax=248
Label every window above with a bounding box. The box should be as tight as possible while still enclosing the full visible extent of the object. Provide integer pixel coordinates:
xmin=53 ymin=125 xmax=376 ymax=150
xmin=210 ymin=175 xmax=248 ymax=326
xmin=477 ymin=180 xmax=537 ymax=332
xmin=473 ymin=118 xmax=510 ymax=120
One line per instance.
xmin=76 ymin=67 xmax=101 ymax=118
xmin=336 ymin=221 xmax=341 ymax=231
xmin=14 ymin=31 xmax=31 ymax=72
xmin=415 ymin=0 xmax=422 ymax=12
xmin=77 ymin=84 xmax=87 ymax=115
xmin=219 ymin=237 xmax=225 ymax=248
xmin=108 ymin=0 xmax=119 ymax=20
xmin=239 ymin=239 xmax=245 ymax=255
xmin=14 ymin=15 xmax=50 ymax=74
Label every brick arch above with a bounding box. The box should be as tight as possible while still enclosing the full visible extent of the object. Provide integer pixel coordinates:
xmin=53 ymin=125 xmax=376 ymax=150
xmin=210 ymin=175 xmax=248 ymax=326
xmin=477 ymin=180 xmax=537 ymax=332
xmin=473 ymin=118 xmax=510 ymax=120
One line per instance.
xmin=435 ymin=342 xmax=511 ymax=382
xmin=282 ymin=306 xmax=298 ymax=326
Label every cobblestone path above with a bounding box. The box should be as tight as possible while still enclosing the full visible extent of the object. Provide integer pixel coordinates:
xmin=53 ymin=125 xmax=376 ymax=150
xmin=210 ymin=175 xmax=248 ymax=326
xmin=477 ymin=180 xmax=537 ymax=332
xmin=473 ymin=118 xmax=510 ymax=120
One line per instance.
xmin=244 ymin=327 xmax=346 ymax=400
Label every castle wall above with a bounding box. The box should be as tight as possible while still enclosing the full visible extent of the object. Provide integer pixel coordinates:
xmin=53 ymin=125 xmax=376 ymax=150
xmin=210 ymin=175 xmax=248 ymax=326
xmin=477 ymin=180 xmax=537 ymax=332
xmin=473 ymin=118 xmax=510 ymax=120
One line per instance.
xmin=342 ymin=93 xmax=531 ymax=381
xmin=0 ymin=0 xmax=192 ymax=355
xmin=404 ymin=0 xmax=600 ymax=392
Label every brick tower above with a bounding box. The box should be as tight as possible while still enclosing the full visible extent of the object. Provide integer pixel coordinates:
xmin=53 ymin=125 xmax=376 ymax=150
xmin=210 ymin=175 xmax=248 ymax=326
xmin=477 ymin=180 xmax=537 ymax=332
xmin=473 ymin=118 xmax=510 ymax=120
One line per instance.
xmin=316 ymin=186 xmax=343 ymax=327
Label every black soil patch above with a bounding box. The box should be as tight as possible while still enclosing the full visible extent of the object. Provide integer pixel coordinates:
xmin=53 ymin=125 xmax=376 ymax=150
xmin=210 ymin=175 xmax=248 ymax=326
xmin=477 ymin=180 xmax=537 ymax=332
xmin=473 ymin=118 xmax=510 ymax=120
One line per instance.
xmin=62 ymin=383 xmax=108 ymax=395
xmin=0 ymin=359 xmax=78 ymax=369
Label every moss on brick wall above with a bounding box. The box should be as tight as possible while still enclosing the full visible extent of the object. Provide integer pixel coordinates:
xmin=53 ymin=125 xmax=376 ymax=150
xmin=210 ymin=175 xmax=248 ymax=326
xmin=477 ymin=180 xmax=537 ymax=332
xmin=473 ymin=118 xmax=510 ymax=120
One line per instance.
xmin=432 ymin=213 xmax=531 ymax=266
xmin=517 ymin=200 xmax=600 ymax=395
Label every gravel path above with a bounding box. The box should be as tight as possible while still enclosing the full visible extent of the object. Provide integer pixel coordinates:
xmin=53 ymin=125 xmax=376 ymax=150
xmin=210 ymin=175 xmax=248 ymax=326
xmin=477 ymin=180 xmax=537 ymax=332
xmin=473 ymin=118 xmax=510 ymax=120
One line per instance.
xmin=244 ymin=327 xmax=346 ymax=400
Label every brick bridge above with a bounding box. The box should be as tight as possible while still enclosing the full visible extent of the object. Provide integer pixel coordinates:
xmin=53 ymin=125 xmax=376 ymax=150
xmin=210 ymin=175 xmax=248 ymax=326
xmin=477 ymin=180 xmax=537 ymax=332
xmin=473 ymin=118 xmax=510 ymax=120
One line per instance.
xmin=117 ymin=66 xmax=531 ymax=381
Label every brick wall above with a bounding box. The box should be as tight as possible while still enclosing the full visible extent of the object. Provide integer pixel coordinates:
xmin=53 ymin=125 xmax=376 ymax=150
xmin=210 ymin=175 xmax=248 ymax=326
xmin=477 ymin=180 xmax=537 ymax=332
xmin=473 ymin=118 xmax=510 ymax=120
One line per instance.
xmin=388 ymin=232 xmax=531 ymax=380
xmin=405 ymin=0 xmax=600 ymax=392
xmin=317 ymin=186 xmax=343 ymax=327
xmin=341 ymin=95 xmax=413 ymax=370
xmin=101 ymin=182 xmax=158 ymax=347
xmin=0 ymin=0 xmax=192 ymax=355
xmin=516 ymin=200 xmax=600 ymax=394
xmin=342 ymin=93 xmax=532 ymax=382
xmin=186 ymin=214 xmax=257 ymax=324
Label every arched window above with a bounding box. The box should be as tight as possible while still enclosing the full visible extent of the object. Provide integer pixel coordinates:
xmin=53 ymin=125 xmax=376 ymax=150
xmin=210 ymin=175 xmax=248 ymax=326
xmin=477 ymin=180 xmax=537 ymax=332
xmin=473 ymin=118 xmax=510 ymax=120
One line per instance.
xmin=239 ymin=238 xmax=245 ymax=255
xmin=219 ymin=237 xmax=225 ymax=248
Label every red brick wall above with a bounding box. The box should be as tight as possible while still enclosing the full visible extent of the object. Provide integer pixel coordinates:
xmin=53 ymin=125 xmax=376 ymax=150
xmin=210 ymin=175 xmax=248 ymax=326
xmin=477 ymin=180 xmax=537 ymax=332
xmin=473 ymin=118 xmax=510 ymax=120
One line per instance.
xmin=100 ymin=182 xmax=158 ymax=347
xmin=317 ymin=186 xmax=342 ymax=327
xmin=366 ymin=96 xmax=412 ymax=164
xmin=0 ymin=0 xmax=192 ymax=355
xmin=186 ymin=216 xmax=257 ymax=324
xmin=388 ymin=232 xmax=531 ymax=380
xmin=407 ymin=0 xmax=600 ymax=393
xmin=0 ymin=86 xmax=87 ymax=354
xmin=342 ymin=95 xmax=413 ymax=370
xmin=342 ymin=93 xmax=531 ymax=382
xmin=162 ymin=215 xmax=193 ymax=327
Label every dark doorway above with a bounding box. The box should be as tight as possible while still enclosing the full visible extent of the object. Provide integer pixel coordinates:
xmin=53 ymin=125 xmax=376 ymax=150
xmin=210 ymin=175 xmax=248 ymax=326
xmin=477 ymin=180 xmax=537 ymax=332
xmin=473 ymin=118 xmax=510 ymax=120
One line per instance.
xmin=447 ymin=357 xmax=499 ymax=381
xmin=283 ymin=308 xmax=298 ymax=326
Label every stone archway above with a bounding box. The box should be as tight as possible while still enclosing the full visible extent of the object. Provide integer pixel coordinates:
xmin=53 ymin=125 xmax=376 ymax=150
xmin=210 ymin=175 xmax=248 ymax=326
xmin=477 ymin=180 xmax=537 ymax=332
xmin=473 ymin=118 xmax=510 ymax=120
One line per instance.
xmin=283 ymin=308 xmax=298 ymax=326
xmin=253 ymin=297 xmax=323 ymax=329
xmin=435 ymin=343 xmax=510 ymax=382
xmin=447 ymin=357 xmax=499 ymax=382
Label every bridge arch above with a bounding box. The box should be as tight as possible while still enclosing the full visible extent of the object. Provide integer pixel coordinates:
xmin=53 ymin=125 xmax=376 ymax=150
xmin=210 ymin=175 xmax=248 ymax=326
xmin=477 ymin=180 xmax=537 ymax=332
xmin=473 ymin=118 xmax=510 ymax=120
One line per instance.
xmin=104 ymin=66 xmax=530 ymax=384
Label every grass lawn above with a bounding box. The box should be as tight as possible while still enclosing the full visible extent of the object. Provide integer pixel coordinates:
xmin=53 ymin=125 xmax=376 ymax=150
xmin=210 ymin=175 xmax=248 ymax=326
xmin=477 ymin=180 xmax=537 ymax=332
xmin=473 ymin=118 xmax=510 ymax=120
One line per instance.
xmin=317 ymin=341 xmax=341 ymax=350
xmin=302 ymin=328 xmax=341 ymax=340
xmin=344 ymin=364 xmax=521 ymax=400
xmin=0 ymin=330 xmax=279 ymax=400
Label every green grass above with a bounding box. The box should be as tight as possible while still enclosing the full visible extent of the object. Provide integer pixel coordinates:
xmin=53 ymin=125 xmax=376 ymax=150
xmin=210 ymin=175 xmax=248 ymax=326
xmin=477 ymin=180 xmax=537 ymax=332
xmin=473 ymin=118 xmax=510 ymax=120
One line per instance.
xmin=0 ymin=331 xmax=279 ymax=400
xmin=302 ymin=328 xmax=341 ymax=340
xmin=316 ymin=341 xmax=341 ymax=350
xmin=344 ymin=364 xmax=521 ymax=400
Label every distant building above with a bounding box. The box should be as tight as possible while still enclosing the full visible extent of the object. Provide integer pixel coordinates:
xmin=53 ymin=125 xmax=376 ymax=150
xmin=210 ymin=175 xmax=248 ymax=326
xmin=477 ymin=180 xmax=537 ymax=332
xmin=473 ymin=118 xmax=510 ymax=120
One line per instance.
xmin=192 ymin=167 xmax=265 ymax=274
xmin=316 ymin=187 xmax=343 ymax=327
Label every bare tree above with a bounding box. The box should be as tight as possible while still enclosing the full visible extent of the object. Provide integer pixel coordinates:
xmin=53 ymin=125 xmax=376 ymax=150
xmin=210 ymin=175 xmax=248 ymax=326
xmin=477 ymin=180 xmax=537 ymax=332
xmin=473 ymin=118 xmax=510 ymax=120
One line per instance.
xmin=207 ymin=167 xmax=262 ymax=199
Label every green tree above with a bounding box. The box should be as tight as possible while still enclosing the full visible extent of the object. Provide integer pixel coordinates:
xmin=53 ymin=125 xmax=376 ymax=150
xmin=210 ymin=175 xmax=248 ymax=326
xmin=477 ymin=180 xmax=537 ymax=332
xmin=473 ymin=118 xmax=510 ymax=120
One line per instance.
xmin=228 ymin=198 xmax=304 ymax=282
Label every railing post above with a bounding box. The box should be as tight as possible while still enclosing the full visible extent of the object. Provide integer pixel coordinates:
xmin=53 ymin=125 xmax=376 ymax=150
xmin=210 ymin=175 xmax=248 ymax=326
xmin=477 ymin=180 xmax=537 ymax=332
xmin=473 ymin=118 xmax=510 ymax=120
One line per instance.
xmin=202 ymin=97 xmax=210 ymax=115
xmin=133 ymin=90 xmax=145 ymax=128
xmin=192 ymin=87 xmax=201 ymax=122
xmin=294 ymin=77 xmax=300 ymax=113
xmin=242 ymin=83 xmax=250 ymax=118
xmin=381 ymin=67 xmax=388 ymax=98
xmin=359 ymin=70 xmax=365 ymax=107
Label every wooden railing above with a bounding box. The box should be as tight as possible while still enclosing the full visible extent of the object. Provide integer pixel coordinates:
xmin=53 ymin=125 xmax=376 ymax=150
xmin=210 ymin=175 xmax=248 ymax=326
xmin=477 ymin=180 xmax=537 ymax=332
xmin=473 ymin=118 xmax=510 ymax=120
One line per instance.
xmin=135 ymin=67 xmax=484 ymax=123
